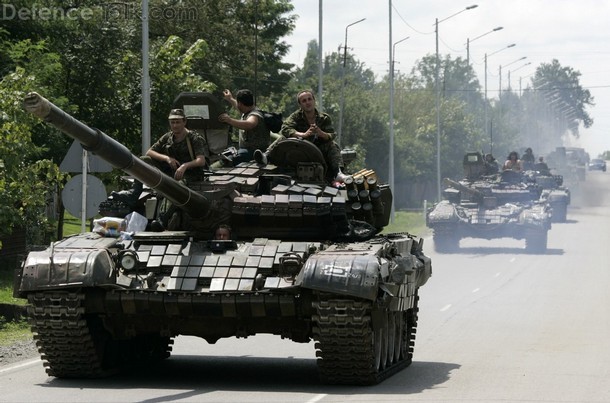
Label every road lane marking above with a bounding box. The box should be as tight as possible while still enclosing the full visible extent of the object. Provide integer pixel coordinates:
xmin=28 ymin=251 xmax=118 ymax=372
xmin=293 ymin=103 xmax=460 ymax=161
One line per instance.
xmin=0 ymin=358 xmax=40 ymax=374
xmin=440 ymin=304 xmax=452 ymax=312
xmin=472 ymin=288 xmax=480 ymax=293
xmin=307 ymin=394 xmax=327 ymax=403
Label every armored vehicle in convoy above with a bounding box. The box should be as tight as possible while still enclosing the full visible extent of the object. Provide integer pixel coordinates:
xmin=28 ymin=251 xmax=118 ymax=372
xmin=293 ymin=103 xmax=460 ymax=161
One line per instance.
xmin=15 ymin=92 xmax=431 ymax=385
xmin=546 ymin=146 xmax=586 ymax=187
xmin=524 ymin=163 xmax=570 ymax=223
xmin=427 ymin=152 xmax=552 ymax=253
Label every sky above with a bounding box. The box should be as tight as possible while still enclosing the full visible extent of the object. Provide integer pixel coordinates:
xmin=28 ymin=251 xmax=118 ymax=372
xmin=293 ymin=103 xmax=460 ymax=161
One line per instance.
xmin=284 ymin=0 xmax=610 ymax=157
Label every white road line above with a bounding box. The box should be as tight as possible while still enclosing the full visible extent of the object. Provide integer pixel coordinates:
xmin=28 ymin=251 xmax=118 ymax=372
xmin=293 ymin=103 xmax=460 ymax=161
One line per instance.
xmin=306 ymin=394 xmax=327 ymax=403
xmin=509 ymin=257 xmax=516 ymax=262
xmin=495 ymin=272 xmax=501 ymax=277
xmin=472 ymin=288 xmax=480 ymax=293
xmin=0 ymin=358 xmax=41 ymax=374
xmin=440 ymin=304 xmax=452 ymax=312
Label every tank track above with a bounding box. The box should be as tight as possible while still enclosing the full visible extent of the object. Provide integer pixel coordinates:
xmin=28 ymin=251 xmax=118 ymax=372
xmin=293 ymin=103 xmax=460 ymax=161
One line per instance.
xmin=312 ymin=294 xmax=419 ymax=385
xmin=27 ymin=291 xmax=174 ymax=378
xmin=27 ymin=292 xmax=111 ymax=377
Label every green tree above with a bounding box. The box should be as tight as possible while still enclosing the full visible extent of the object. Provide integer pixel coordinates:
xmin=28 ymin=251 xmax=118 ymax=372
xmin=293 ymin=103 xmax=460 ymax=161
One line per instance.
xmin=0 ymin=63 xmax=64 ymax=246
xmin=530 ymin=59 xmax=594 ymax=139
xmin=148 ymin=0 xmax=296 ymax=98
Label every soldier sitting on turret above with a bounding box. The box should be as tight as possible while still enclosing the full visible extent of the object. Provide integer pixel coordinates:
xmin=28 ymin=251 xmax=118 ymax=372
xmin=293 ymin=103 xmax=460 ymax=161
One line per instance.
xmin=484 ymin=153 xmax=499 ymax=174
xmin=522 ymin=147 xmax=535 ymax=170
xmin=534 ymin=156 xmax=551 ymax=175
xmin=503 ymin=151 xmax=523 ymax=172
xmin=112 ymin=108 xmax=207 ymax=207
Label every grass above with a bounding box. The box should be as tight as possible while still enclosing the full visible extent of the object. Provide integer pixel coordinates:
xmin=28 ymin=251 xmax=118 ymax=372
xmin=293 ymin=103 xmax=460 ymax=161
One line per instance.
xmin=0 ymin=267 xmax=26 ymax=306
xmin=63 ymin=212 xmax=86 ymax=238
xmin=0 ymin=319 xmax=31 ymax=346
xmin=382 ymin=210 xmax=430 ymax=237
xmin=0 ymin=264 xmax=32 ymax=346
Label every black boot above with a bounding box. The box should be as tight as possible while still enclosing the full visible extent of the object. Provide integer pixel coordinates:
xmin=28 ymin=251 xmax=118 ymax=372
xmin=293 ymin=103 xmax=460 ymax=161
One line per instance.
xmin=110 ymin=180 xmax=143 ymax=209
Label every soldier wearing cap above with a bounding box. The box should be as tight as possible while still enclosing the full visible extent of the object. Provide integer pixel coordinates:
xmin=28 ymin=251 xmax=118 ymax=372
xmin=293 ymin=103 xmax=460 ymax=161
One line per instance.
xmin=111 ymin=108 xmax=207 ymax=208
xmin=143 ymin=108 xmax=207 ymax=180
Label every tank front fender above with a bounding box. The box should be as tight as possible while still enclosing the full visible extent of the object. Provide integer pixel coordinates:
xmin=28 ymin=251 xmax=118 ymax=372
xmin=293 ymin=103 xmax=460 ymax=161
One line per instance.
xmin=427 ymin=201 xmax=459 ymax=225
xmin=296 ymin=254 xmax=380 ymax=300
xmin=18 ymin=242 xmax=116 ymax=293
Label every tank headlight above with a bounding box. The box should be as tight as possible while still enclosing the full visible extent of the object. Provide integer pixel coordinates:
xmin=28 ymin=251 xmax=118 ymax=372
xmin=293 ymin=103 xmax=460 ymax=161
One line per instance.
xmin=118 ymin=250 xmax=138 ymax=271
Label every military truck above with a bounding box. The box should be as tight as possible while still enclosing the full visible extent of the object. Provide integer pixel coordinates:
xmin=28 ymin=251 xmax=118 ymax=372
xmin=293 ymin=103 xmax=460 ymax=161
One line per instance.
xmin=15 ymin=92 xmax=432 ymax=385
xmin=427 ymin=152 xmax=552 ymax=253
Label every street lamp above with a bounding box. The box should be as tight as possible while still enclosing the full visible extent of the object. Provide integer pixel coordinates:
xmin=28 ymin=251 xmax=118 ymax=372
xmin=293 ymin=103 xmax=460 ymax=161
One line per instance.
xmin=484 ymin=43 xmax=516 ymax=143
xmin=435 ymin=4 xmax=477 ymax=201
xmin=337 ymin=17 xmax=366 ymax=147
xmin=499 ymin=56 xmax=526 ymax=96
xmin=466 ymin=26 xmax=503 ymax=65
xmin=507 ymin=61 xmax=531 ymax=91
xmin=389 ymin=36 xmax=409 ymax=222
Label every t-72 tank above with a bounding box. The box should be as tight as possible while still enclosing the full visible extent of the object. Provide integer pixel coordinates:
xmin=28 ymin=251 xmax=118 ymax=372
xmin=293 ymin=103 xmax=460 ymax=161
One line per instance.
xmin=524 ymin=166 xmax=570 ymax=223
xmin=426 ymin=152 xmax=552 ymax=253
xmin=15 ymin=92 xmax=431 ymax=385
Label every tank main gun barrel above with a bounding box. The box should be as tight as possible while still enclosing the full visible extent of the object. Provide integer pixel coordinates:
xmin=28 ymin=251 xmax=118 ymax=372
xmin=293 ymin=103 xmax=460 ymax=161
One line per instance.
xmin=443 ymin=178 xmax=483 ymax=201
xmin=23 ymin=92 xmax=210 ymax=217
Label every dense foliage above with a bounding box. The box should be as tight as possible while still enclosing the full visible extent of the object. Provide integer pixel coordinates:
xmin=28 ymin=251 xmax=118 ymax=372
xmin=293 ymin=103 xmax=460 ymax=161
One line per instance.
xmin=0 ymin=1 xmax=596 ymax=249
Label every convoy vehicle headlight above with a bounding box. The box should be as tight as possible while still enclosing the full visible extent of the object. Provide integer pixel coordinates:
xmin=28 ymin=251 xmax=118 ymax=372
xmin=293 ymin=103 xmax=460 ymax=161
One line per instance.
xmin=118 ymin=250 xmax=138 ymax=271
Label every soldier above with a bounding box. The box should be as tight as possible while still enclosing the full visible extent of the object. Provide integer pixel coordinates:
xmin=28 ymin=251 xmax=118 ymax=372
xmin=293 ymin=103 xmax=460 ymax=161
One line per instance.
xmin=484 ymin=153 xmax=499 ymax=174
xmin=502 ymin=151 xmax=523 ymax=172
xmin=534 ymin=156 xmax=551 ymax=174
xmin=214 ymin=224 xmax=232 ymax=240
xmin=143 ymin=108 xmax=207 ymax=180
xmin=254 ymin=90 xmax=348 ymax=183
xmin=213 ymin=89 xmax=270 ymax=168
xmin=112 ymin=108 xmax=207 ymax=206
xmin=522 ymin=147 xmax=535 ymax=170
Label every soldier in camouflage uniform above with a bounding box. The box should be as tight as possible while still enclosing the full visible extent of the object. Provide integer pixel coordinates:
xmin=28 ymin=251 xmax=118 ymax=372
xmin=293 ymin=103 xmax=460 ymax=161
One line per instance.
xmin=144 ymin=108 xmax=207 ymax=181
xmin=213 ymin=89 xmax=270 ymax=168
xmin=111 ymin=108 xmax=207 ymax=207
xmin=254 ymin=90 xmax=346 ymax=182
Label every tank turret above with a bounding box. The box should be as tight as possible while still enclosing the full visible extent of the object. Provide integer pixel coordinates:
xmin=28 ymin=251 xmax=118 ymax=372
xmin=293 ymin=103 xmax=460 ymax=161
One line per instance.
xmin=24 ymin=92 xmax=395 ymax=240
xmin=443 ymin=177 xmax=484 ymax=202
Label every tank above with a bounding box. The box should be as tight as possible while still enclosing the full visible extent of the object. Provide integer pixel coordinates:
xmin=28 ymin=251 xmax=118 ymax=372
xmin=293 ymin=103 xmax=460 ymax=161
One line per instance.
xmin=546 ymin=147 xmax=583 ymax=188
xmin=426 ymin=152 xmax=552 ymax=253
xmin=524 ymin=166 xmax=570 ymax=223
xmin=15 ymin=92 xmax=431 ymax=385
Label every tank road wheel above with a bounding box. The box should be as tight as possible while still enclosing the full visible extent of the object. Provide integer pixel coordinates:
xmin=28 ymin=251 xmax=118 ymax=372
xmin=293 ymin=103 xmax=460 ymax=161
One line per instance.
xmin=313 ymin=296 xmax=415 ymax=385
xmin=525 ymin=229 xmax=548 ymax=254
xmin=27 ymin=292 xmax=121 ymax=377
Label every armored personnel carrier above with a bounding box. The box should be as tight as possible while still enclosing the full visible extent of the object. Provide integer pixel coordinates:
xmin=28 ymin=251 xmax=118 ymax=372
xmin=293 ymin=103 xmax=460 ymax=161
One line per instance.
xmin=427 ymin=152 xmax=552 ymax=253
xmin=15 ymin=92 xmax=431 ymax=385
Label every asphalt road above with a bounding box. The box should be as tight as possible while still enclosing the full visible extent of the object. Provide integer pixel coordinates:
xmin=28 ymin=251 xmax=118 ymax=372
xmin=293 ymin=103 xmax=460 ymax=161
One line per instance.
xmin=1 ymin=171 xmax=608 ymax=402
